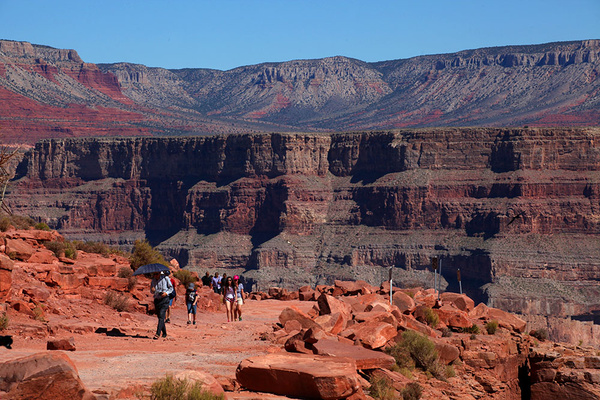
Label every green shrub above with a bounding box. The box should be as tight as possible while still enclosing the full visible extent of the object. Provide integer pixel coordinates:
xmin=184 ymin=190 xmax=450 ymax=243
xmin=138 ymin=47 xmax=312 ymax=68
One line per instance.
xmin=44 ymin=240 xmax=77 ymax=259
xmin=462 ymin=324 xmax=480 ymax=335
xmin=104 ymin=291 xmax=130 ymax=312
xmin=446 ymin=365 xmax=456 ymax=378
xmin=147 ymin=374 xmax=224 ymax=400
xmin=368 ymin=375 xmax=395 ymax=400
xmin=401 ymin=382 xmax=422 ymax=400
xmin=0 ymin=214 xmax=37 ymax=231
xmin=0 ymin=217 xmax=10 ymax=232
xmin=64 ymin=241 xmax=77 ymax=259
xmin=485 ymin=320 xmax=499 ymax=335
xmin=385 ymin=340 xmax=415 ymax=370
xmin=73 ymin=240 xmax=123 ymax=257
xmin=32 ymin=305 xmax=45 ymax=322
xmin=401 ymin=330 xmax=438 ymax=372
xmin=423 ymin=307 xmax=439 ymax=328
xmin=44 ymin=240 xmax=65 ymax=257
xmin=173 ymin=270 xmax=197 ymax=287
xmin=0 ymin=313 xmax=8 ymax=331
xmin=34 ymin=222 xmax=51 ymax=231
xmin=130 ymin=239 xmax=168 ymax=271
xmin=529 ymin=328 xmax=548 ymax=341
xmin=118 ymin=267 xmax=134 ymax=278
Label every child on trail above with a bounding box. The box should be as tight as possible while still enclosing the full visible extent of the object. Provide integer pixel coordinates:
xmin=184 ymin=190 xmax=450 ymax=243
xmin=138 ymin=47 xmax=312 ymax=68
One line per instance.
xmin=222 ymin=276 xmax=236 ymax=322
xmin=185 ymin=283 xmax=198 ymax=325
xmin=233 ymin=275 xmax=244 ymax=321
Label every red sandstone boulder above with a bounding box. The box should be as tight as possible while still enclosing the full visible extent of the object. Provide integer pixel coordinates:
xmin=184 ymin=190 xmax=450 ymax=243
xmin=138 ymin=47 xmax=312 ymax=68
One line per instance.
xmin=469 ymin=303 xmax=527 ymax=333
xmin=441 ymin=292 xmax=475 ymax=312
xmin=317 ymin=293 xmax=353 ymax=318
xmin=87 ymin=276 xmax=128 ymax=291
xmin=334 ymin=280 xmax=377 ymax=296
xmin=5 ymin=238 xmax=35 ymax=261
xmin=27 ymin=249 xmax=58 ymax=264
xmin=370 ymin=368 xmax=412 ymax=391
xmin=0 ymin=253 xmax=13 ymax=302
xmin=298 ymin=286 xmax=316 ymax=301
xmin=396 ymin=314 xmax=441 ymax=338
xmin=392 ymin=291 xmax=416 ymax=314
xmin=314 ymin=312 xmax=349 ymax=335
xmin=343 ymin=321 xmax=397 ymax=349
xmin=434 ymin=304 xmax=472 ymax=329
xmin=236 ymin=353 xmax=362 ymax=399
xmin=11 ymin=300 xmax=35 ymax=317
xmin=47 ymin=337 xmax=76 ymax=351
xmin=0 ymin=352 xmax=95 ymax=399
xmin=279 ymin=306 xmax=320 ymax=330
xmin=312 ymin=339 xmax=396 ymax=370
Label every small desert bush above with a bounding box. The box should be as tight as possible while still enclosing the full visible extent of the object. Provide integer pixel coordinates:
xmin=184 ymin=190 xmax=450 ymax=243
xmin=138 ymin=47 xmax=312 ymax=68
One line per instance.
xmin=401 ymin=382 xmax=422 ymax=400
xmin=34 ymin=222 xmax=51 ymax=231
xmin=462 ymin=324 xmax=480 ymax=335
xmin=368 ymin=375 xmax=395 ymax=400
xmin=441 ymin=327 xmax=452 ymax=337
xmin=104 ymin=291 xmax=130 ymax=312
xmin=388 ymin=330 xmax=447 ymax=380
xmin=118 ymin=266 xmax=134 ymax=278
xmin=385 ymin=339 xmax=416 ymax=370
xmin=530 ymin=328 xmax=548 ymax=341
xmin=446 ymin=365 xmax=456 ymax=378
xmin=0 ymin=313 xmax=8 ymax=331
xmin=130 ymin=239 xmax=168 ymax=270
xmin=32 ymin=304 xmax=45 ymax=322
xmin=146 ymin=374 xmax=224 ymax=400
xmin=485 ymin=320 xmax=499 ymax=335
xmin=0 ymin=214 xmax=36 ymax=231
xmin=173 ymin=269 xmax=196 ymax=286
xmin=73 ymin=240 xmax=124 ymax=257
xmin=44 ymin=240 xmax=78 ymax=259
xmin=423 ymin=307 xmax=439 ymax=328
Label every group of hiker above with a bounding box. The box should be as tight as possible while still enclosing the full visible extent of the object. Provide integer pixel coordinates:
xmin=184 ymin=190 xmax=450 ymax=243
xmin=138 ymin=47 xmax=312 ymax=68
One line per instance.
xmin=149 ymin=270 xmax=246 ymax=340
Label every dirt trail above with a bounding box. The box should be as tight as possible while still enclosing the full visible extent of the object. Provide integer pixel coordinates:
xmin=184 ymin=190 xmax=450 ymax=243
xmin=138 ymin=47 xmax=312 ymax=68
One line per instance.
xmin=1 ymin=298 xmax=313 ymax=397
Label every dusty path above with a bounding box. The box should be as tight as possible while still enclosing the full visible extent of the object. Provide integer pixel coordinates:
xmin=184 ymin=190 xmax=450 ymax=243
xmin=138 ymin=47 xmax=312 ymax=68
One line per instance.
xmin=1 ymin=298 xmax=314 ymax=397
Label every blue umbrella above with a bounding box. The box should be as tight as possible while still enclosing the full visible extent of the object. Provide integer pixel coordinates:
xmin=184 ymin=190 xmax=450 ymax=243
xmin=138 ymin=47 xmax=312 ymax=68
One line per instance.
xmin=133 ymin=263 xmax=170 ymax=276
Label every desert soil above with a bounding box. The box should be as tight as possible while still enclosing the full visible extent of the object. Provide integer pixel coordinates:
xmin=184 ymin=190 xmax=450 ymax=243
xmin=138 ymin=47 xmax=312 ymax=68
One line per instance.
xmin=1 ymin=298 xmax=312 ymax=398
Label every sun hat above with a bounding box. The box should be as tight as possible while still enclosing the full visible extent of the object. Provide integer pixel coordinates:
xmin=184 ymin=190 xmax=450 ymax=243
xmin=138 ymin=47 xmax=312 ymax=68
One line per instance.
xmin=188 ymin=283 xmax=195 ymax=290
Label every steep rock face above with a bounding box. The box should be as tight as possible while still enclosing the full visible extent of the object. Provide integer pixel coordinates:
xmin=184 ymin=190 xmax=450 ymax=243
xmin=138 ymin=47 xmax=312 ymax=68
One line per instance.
xmin=7 ymin=128 xmax=600 ymax=344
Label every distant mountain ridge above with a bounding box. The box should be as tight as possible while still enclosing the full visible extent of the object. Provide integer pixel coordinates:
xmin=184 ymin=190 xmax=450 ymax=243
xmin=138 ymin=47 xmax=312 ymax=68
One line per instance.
xmin=0 ymin=39 xmax=599 ymax=143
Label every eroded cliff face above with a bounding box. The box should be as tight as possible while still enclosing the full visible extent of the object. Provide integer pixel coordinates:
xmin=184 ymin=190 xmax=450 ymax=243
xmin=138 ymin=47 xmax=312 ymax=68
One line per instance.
xmin=8 ymin=128 xmax=600 ymax=345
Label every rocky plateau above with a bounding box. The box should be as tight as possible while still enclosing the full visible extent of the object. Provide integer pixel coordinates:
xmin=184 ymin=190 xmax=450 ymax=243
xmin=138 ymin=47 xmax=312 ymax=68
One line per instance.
xmin=1 ymin=227 xmax=599 ymax=399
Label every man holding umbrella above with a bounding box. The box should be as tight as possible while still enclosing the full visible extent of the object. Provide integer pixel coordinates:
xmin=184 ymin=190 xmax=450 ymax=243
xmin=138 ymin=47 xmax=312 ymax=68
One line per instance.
xmin=150 ymin=270 xmax=174 ymax=340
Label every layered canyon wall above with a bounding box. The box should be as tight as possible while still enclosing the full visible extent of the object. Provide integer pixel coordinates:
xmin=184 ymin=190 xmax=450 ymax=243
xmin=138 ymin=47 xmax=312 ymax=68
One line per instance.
xmin=7 ymin=128 xmax=600 ymax=345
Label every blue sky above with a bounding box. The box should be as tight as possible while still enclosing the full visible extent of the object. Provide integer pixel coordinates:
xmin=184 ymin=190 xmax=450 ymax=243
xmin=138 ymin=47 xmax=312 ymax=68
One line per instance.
xmin=1 ymin=0 xmax=599 ymax=71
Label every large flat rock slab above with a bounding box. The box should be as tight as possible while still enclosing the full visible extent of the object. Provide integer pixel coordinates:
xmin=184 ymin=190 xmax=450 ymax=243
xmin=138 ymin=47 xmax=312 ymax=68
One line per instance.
xmin=312 ymin=339 xmax=396 ymax=370
xmin=236 ymin=353 xmax=362 ymax=400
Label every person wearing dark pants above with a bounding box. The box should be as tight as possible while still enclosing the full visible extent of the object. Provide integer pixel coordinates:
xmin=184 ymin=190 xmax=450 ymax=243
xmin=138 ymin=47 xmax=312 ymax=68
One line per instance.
xmin=150 ymin=271 xmax=174 ymax=340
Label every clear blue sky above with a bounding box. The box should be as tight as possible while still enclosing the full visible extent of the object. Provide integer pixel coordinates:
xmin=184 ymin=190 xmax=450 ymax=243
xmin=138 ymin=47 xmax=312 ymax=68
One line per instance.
xmin=1 ymin=0 xmax=599 ymax=71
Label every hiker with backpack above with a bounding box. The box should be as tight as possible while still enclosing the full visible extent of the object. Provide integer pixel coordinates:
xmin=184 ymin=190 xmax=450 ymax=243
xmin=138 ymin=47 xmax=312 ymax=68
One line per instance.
xmin=185 ymin=283 xmax=198 ymax=325
xmin=150 ymin=271 xmax=174 ymax=340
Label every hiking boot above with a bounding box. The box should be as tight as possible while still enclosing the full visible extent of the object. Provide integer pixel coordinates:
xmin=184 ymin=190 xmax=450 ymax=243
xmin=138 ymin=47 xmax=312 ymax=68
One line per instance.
xmin=165 ymin=318 xmax=170 ymax=323
xmin=187 ymin=321 xmax=191 ymax=325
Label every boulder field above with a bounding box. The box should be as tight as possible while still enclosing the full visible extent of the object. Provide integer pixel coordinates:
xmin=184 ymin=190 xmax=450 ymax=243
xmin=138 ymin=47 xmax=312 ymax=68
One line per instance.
xmin=0 ymin=228 xmax=599 ymax=399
